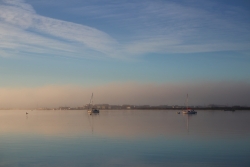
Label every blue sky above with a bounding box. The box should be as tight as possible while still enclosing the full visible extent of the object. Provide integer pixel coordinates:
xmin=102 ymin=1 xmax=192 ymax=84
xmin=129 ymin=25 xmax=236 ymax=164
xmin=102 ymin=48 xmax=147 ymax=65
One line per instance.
xmin=0 ymin=0 xmax=250 ymax=107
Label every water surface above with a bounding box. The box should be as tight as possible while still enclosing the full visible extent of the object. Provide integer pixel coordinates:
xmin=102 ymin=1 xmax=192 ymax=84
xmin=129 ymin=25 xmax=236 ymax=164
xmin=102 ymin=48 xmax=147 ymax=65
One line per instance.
xmin=1 ymin=110 xmax=250 ymax=167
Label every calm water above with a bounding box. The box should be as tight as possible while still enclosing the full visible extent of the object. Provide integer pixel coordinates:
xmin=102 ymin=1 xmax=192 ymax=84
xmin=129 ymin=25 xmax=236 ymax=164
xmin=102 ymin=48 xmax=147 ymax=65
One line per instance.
xmin=0 ymin=110 xmax=250 ymax=167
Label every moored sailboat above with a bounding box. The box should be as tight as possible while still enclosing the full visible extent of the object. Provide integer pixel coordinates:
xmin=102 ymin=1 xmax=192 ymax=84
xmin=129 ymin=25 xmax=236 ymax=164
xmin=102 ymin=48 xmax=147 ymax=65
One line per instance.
xmin=182 ymin=94 xmax=197 ymax=114
xmin=87 ymin=93 xmax=99 ymax=114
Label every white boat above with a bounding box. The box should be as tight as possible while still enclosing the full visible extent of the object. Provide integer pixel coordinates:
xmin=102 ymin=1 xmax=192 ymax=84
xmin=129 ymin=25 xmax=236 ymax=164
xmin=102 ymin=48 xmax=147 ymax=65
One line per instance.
xmin=87 ymin=93 xmax=99 ymax=114
xmin=182 ymin=94 xmax=197 ymax=114
xmin=183 ymin=109 xmax=197 ymax=114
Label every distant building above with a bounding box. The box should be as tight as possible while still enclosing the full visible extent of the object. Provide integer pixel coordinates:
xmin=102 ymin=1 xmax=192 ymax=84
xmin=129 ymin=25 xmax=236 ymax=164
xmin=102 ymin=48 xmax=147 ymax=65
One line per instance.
xmin=121 ymin=105 xmax=135 ymax=109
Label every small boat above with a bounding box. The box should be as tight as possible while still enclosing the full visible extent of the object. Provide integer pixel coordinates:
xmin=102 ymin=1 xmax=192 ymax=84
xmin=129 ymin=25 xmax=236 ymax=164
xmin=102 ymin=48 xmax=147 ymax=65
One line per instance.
xmin=182 ymin=94 xmax=197 ymax=114
xmin=177 ymin=112 xmax=180 ymax=114
xmin=89 ymin=108 xmax=100 ymax=114
xmin=183 ymin=109 xmax=197 ymax=114
xmin=87 ymin=93 xmax=99 ymax=114
xmin=26 ymin=112 xmax=28 ymax=114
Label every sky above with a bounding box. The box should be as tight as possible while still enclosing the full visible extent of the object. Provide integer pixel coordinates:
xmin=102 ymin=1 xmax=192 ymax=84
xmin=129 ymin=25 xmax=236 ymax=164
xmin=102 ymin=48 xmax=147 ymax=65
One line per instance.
xmin=0 ymin=0 xmax=250 ymax=108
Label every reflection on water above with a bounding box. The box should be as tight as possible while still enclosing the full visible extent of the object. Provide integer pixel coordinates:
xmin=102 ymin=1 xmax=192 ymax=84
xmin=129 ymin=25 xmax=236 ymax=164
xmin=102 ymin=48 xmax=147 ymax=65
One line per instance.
xmin=0 ymin=110 xmax=250 ymax=167
xmin=87 ymin=113 xmax=99 ymax=133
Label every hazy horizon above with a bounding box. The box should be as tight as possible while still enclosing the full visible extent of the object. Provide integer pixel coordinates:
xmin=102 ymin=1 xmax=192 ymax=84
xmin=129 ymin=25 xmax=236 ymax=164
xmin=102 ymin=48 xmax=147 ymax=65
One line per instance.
xmin=0 ymin=81 xmax=249 ymax=109
xmin=1 ymin=0 xmax=250 ymax=108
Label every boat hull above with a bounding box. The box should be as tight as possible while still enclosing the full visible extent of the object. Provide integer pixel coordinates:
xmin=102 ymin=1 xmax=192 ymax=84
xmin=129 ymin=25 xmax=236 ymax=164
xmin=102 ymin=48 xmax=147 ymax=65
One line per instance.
xmin=183 ymin=110 xmax=197 ymax=114
xmin=88 ymin=109 xmax=99 ymax=114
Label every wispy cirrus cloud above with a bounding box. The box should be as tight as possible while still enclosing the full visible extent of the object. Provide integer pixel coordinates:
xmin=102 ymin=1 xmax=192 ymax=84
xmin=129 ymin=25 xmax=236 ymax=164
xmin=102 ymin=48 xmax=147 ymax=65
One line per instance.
xmin=66 ymin=0 xmax=250 ymax=56
xmin=0 ymin=0 xmax=119 ymax=58
xmin=0 ymin=0 xmax=249 ymax=59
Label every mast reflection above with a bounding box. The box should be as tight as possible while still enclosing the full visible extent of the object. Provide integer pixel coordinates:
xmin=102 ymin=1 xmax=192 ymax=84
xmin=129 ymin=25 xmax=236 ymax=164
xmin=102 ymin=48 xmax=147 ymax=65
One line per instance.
xmin=87 ymin=112 xmax=99 ymax=134
xmin=183 ymin=114 xmax=197 ymax=133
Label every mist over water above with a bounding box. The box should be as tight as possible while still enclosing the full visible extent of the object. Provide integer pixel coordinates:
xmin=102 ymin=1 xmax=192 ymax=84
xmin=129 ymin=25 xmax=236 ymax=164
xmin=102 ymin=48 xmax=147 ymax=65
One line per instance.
xmin=1 ymin=110 xmax=250 ymax=167
xmin=0 ymin=81 xmax=250 ymax=108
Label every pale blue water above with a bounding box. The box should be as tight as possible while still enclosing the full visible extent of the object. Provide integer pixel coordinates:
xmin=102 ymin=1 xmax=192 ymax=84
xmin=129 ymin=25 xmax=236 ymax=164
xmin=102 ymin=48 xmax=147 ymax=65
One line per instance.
xmin=0 ymin=110 xmax=250 ymax=167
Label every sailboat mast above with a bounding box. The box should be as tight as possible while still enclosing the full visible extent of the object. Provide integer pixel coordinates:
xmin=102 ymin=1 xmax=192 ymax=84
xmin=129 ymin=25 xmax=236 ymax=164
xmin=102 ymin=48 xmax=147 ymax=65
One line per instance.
xmin=186 ymin=94 xmax=189 ymax=109
xmin=88 ymin=93 xmax=93 ymax=110
xmin=92 ymin=93 xmax=93 ymax=108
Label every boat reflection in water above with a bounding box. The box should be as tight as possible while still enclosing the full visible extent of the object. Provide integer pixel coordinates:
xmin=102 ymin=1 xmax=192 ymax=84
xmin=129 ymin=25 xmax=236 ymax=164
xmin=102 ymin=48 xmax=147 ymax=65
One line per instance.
xmin=87 ymin=111 xmax=99 ymax=133
xmin=184 ymin=113 xmax=197 ymax=133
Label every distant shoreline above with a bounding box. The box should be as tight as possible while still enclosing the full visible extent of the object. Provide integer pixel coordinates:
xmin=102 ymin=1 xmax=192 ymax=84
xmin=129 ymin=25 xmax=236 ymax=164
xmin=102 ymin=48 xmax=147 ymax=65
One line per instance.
xmin=1 ymin=107 xmax=250 ymax=111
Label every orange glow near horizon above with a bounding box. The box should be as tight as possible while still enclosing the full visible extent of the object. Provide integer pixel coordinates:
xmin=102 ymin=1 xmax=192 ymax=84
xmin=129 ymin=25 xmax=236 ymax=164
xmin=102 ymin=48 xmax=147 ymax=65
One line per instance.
xmin=0 ymin=81 xmax=249 ymax=108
